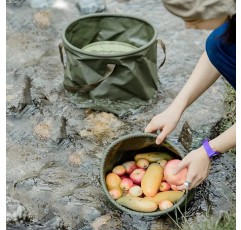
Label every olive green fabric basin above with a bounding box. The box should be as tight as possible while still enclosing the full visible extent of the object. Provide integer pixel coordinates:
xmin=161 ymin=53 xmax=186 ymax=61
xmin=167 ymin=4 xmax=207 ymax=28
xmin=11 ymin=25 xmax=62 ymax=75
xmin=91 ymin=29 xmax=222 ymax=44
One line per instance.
xmin=100 ymin=133 xmax=194 ymax=217
xmin=59 ymin=13 xmax=166 ymax=116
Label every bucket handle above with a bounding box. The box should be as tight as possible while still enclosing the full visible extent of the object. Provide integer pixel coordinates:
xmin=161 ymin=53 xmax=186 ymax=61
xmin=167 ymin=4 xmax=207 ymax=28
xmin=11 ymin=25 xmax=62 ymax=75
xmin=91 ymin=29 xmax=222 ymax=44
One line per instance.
xmin=59 ymin=42 xmax=66 ymax=69
xmin=157 ymin=39 xmax=166 ymax=70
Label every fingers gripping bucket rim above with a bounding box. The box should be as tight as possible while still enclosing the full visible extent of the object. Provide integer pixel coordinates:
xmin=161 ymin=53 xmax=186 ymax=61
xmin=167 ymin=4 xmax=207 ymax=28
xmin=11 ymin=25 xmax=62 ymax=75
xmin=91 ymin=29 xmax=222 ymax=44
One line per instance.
xmin=100 ymin=133 xmax=194 ymax=217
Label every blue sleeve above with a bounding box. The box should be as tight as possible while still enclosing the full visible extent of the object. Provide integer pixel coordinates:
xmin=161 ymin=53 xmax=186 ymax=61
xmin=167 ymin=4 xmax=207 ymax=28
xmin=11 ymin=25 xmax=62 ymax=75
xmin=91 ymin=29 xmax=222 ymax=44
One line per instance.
xmin=206 ymin=22 xmax=236 ymax=89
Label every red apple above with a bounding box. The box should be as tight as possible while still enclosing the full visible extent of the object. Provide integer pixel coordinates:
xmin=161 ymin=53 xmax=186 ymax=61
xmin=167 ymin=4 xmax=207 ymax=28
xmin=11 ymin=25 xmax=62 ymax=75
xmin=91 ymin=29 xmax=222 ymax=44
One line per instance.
xmin=120 ymin=178 xmax=133 ymax=191
xmin=164 ymin=159 xmax=187 ymax=186
xmin=136 ymin=158 xmax=149 ymax=169
xmin=122 ymin=161 xmax=138 ymax=174
xmin=109 ymin=189 xmax=122 ymax=200
xmin=112 ymin=165 xmax=126 ymax=176
xmin=120 ymin=174 xmax=129 ymax=180
xmin=129 ymin=185 xmax=143 ymax=197
xmin=130 ymin=168 xmax=146 ymax=185
xmin=159 ymin=200 xmax=173 ymax=211
xmin=159 ymin=182 xmax=171 ymax=192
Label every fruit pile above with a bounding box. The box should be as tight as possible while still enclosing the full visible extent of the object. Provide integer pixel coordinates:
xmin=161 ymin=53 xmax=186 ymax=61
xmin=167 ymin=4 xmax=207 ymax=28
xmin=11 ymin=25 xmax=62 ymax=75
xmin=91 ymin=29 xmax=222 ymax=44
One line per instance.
xmin=105 ymin=152 xmax=187 ymax=213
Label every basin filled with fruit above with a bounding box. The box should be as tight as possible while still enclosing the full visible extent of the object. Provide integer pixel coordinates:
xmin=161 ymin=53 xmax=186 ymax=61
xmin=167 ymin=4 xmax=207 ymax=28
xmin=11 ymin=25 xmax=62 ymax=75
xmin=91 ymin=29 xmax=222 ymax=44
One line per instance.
xmin=100 ymin=133 xmax=194 ymax=217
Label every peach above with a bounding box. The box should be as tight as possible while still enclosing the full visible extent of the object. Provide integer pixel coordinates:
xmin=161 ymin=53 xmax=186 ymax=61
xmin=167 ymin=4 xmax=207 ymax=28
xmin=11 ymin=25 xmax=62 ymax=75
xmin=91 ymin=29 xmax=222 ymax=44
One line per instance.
xmin=159 ymin=182 xmax=171 ymax=192
xmin=130 ymin=168 xmax=146 ymax=185
xmin=129 ymin=185 xmax=143 ymax=197
xmin=136 ymin=158 xmax=149 ymax=169
xmin=164 ymin=159 xmax=187 ymax=186
xmin=112 ymin=165 xmax=126 ymax=176
xmin=159 ymin=200 xmax=174 ymax=211
xmin=122 ymin=161 xmax=138 ymax=174
xmin=120 ymin=178 xmax=134 ymax=191
xmin=109 ymin=189 xmax=122 ymax=200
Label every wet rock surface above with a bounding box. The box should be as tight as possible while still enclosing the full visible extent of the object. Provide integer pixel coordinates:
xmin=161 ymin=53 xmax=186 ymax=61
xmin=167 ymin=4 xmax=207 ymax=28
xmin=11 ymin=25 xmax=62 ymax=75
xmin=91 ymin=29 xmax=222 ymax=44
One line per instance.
xmin=6 ymin=0 xmax=235 ymax=229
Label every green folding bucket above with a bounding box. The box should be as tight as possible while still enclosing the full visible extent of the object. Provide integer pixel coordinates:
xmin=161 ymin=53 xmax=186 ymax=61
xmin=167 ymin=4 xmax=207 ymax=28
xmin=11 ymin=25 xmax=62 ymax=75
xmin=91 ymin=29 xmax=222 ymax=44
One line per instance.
xmin=100 ymin=133 xmax=194 ymax=217
xmin=59 ymin=13 xmax=166 ymax=116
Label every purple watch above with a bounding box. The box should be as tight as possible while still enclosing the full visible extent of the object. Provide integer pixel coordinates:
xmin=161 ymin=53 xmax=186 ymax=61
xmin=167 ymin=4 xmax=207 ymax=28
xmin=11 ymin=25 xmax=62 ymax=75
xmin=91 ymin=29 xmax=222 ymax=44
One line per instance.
xmin=202 ymin=139 xmax=220 ymax=158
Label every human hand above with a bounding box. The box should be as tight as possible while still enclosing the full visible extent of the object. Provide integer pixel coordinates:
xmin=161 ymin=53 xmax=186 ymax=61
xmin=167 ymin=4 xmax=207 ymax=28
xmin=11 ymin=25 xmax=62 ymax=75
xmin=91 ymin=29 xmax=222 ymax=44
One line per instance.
xmin=144 ymin=106 xmax=181 ymax=145
xmin=173 ymin=147 xmax=211 ymax=190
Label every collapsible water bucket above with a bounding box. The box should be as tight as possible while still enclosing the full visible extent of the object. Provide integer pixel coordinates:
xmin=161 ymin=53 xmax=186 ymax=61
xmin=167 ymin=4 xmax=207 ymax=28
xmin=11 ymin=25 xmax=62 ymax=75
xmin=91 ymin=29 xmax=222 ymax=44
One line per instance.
xmin=100 ymin=133 xmax=194 ymax=217
xmin=59 ymin=13 xmax=166 ymax=116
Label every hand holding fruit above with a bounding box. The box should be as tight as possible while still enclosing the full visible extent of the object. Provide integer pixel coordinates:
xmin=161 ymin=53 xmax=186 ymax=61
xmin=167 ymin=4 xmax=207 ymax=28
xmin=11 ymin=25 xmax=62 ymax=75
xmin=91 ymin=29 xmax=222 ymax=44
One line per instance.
xmin=173 ymin=147 xmax=211 ymax=190
xmin=163 ymin=159 xmax=187 ymax=186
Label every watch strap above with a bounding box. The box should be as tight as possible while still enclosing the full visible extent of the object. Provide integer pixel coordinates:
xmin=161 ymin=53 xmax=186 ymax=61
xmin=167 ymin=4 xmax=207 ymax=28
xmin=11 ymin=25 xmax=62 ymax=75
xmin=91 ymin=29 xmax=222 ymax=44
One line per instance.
xmin=202 ymin=139 xmax=220 ymax=158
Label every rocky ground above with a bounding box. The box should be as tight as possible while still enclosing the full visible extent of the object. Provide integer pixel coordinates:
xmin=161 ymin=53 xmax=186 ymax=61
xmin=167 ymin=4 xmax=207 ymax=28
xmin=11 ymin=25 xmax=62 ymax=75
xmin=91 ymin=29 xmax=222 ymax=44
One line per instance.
xmin=6 ymin=0 xmax=236 ymax=229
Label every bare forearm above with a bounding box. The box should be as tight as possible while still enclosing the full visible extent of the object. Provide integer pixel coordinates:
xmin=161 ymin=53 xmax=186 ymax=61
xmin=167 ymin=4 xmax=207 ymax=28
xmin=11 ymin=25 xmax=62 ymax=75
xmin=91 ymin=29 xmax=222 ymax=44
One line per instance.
xmin=209 ymin=123 xmax=236 ymax=153
xmin=170 ymin=51 xmax=221 ymax=114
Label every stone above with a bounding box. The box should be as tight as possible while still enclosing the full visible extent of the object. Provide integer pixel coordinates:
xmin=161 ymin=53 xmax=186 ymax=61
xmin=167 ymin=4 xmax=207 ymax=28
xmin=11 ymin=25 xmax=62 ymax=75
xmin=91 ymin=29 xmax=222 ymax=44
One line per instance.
xmin=34 ymin=122 xmax=52 ymax=139
xmin=6 ymin=196 xmax=28 ymax=223
xmin=81 ymin=206 xmax=101 ymax=223
xmin=76 ymin=0 xmax=106 ymax=14
xmin=90 ymin=214 xmax=112 ymax=230
xmin=27 ymin=0 xmax=54 ymax=8
xmin=178 ymin=121 xmax=193 ymax=152
xmin=34 ymin=11 xmax=51 ymax=28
